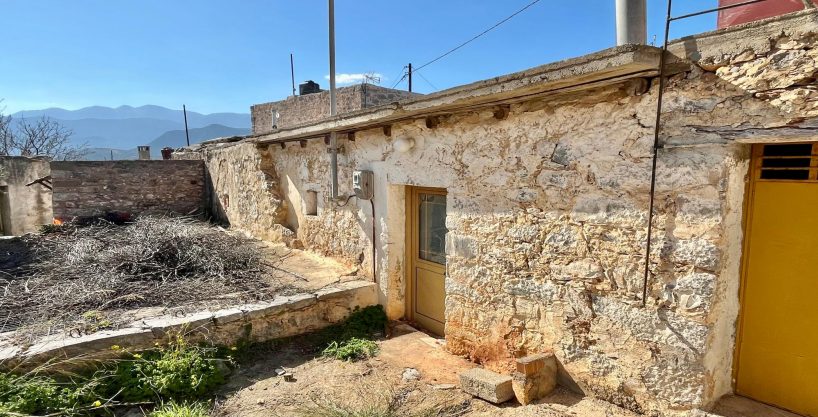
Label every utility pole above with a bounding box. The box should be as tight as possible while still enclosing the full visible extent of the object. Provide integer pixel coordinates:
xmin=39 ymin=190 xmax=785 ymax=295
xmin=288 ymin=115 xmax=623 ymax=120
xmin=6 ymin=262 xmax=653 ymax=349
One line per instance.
xmin=290 ymin=53 xmax=296 ymax=96
xmin=328 ymin=0 xmax=339 ymax=200
xmin=408 ymin=63 xmax=413 ymax=92
xmin=182 ymin=105 xmax=190 ymax=147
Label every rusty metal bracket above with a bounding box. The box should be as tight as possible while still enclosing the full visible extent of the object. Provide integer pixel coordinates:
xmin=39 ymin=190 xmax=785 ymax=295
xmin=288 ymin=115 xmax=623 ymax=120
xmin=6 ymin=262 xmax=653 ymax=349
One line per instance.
xmin=26 ymin=175 xmax=52 ymax=190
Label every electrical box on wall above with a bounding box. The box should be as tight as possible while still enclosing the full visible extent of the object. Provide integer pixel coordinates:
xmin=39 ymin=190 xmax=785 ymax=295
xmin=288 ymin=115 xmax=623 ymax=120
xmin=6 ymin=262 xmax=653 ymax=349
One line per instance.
xmin=352 ymin=170 xmax=374 ymax=200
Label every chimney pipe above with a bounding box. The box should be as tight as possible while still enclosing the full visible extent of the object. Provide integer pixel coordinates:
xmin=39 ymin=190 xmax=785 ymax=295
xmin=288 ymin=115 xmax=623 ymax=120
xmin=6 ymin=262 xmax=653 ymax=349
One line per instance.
xmin=616 ymin=0 xmax=647 ymax=45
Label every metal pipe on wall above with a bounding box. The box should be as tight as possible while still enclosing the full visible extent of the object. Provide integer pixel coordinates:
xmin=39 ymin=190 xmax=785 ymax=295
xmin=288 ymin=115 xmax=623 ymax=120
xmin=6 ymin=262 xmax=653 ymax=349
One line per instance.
xmin=616 ymin=0 xmax=647 ymax=45
xmin=328 ymin=0 xmax=339 ymax=200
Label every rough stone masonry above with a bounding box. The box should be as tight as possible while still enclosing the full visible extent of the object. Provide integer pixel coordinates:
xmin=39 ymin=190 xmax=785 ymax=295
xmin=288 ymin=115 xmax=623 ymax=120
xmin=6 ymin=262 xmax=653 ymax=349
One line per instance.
xmin=51 ymin=160 xmax=206 ymax=220
xmin=176 ymin=10 xmax=818 ymax=414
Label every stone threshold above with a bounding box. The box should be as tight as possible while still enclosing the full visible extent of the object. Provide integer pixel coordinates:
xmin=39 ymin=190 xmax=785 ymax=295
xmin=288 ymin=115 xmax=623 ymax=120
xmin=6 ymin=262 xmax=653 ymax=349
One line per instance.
xmin=1 ymin=280 xmax=377 ymax=371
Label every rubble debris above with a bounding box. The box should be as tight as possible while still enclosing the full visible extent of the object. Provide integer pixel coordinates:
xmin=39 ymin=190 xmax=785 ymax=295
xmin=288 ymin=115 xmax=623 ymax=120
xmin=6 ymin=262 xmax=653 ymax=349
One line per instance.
xmin=459 ymin=368 xmax=514 ymax=404
xmin=512 ymin=352 xmax=558 ymax=405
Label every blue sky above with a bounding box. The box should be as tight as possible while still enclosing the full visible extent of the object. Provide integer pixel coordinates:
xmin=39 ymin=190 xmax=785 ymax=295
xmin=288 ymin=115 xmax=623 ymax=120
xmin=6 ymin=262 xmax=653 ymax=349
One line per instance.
xmin=1 ymin=0 xmax=717 ymax=115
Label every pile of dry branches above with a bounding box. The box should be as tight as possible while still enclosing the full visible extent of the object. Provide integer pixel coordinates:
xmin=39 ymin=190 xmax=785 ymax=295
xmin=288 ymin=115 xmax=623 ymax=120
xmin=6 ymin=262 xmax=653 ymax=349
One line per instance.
xmin=0 ymin=216 xmax=281 ymax=338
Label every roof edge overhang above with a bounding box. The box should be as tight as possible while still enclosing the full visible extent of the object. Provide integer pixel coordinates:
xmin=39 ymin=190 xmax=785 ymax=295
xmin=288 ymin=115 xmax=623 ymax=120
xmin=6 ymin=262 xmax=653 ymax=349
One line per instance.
xmin=250 ymin=44 xmax=666 ymax=145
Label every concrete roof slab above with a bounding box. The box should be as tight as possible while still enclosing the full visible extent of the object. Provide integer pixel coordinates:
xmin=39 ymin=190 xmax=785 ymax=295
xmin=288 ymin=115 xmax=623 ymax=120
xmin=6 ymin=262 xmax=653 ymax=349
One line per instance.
xmin=250 ymin=44 xmax=663 ymax=144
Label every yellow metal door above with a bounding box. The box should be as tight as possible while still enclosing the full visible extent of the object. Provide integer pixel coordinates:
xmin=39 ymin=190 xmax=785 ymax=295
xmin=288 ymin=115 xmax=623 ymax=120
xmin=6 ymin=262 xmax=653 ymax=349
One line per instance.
xmin=737 ymin=143 xmax=818 ymax=416
xmin=406 ymin=187 xmax=447 ymax=336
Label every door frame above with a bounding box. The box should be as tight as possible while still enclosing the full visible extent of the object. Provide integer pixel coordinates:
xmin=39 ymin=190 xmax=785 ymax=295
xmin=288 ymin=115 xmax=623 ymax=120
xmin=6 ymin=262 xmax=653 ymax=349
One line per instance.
xmin=404 ymin=185 xmax=447 ymax=335
xmin=732 ymin=145 xmax=759 ymax=388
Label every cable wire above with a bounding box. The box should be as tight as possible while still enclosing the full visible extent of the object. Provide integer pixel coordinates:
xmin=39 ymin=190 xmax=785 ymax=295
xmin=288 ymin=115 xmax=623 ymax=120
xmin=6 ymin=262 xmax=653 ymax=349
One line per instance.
xmin=390 ymin=65 xmax=408 ymax=89
xmin=410 ymin=0 xmax=543 ymax=75
xmin=416 ymin=71 xmax=438 ymax=91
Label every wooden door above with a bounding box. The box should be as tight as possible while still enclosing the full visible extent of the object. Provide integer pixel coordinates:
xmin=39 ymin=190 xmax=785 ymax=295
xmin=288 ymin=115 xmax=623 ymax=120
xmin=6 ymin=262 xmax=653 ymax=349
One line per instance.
xmin=406 ymin=187 xmax=447 ymax=336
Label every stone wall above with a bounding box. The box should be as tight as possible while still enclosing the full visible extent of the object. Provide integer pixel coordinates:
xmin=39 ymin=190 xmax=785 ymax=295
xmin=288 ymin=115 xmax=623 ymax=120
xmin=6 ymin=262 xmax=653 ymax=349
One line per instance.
xmin=51 ymin=160 xmax=206 ymax=220
xmin=0 ymin=156 xmax=52 ymax=235
xmin=251 ymin=84 xmax=418 ymax=135
xmin=1 ymin=281 xmax=378 ymax=371
xmin=173 ymin=142 xmax=292 ymax=242
xmin=181 ymin=11 xmax=818 ymax=414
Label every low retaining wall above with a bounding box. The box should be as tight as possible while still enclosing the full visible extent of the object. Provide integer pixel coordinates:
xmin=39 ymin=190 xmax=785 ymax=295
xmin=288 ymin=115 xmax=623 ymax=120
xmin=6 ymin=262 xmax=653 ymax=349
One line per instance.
xmin=51 ymin=160 xmax=206 ymax=220
xmin=0 ymin=280 xmax=377 ymax=369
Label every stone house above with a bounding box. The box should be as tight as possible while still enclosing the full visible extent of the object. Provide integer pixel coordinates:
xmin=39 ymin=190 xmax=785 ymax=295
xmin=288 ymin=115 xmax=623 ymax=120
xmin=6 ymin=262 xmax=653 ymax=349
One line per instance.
xmin=176 ymin=10 xmax=818 ymax=416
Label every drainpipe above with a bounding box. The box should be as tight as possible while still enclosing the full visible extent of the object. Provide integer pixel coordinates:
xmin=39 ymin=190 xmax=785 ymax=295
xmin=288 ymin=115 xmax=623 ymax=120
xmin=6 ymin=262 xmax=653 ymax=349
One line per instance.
xmin=328 ymin=0 xmax=339 ymax=200
xmin=615 ymin=0 xmax=647 ymax=45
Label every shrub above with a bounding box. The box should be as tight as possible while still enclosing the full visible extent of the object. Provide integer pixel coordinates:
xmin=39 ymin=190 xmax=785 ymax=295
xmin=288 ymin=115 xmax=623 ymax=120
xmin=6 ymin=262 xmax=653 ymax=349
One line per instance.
xmin=0 ymin=371 xmax=96 ymax=415
xmin=336 ymin=305 xmax=388 ymax=341
xmin=149 ymin=401 xmax=210 ymax=417
xmin=322 ymin=338 xmax=379 ymax=362
xmin=108 ymin=336 xmax=228 ymax=402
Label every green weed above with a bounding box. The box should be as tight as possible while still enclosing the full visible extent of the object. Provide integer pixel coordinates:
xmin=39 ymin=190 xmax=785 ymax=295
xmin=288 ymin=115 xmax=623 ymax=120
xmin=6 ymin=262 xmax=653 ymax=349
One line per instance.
xmin=148 ymin=401 xmax=210 ymax=417
xmin=234 ymin=305 xmax=387 ymax=363
xmin=0 ymin=335 xmax=229 ymax=416
xmin=80 ymin=310 xmax=113 ymax=333
xmin=322 ymin=338 xmax=379 ymax=362
xmin=106 ymin=336 xmax=229 ymax=402
xmin=0 ymin=370 xmax=99 ymax=415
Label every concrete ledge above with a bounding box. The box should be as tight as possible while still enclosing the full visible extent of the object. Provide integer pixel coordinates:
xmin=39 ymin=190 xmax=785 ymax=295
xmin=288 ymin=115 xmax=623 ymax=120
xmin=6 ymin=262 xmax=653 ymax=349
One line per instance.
xmin=251 ymin=45 xmax=662 ymax=145
xmin=2 ymin=280 xmax=378 ymax=371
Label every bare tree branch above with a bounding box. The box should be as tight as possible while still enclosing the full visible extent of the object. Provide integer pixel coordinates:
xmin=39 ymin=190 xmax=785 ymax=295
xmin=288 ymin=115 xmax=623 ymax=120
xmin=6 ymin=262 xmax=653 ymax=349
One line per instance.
xmin=0 ymin=103 xmax=87 ymax=160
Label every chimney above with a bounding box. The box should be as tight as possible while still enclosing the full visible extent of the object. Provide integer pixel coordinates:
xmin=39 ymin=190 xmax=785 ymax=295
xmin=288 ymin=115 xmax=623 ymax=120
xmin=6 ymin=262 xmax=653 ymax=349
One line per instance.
xmin=615 ymin=0 xmax=647 ymax=45
xmin=299 ymin=80 xmax=321 ymax=95
xmin=137 ymin=146 xmax=151 ymax=160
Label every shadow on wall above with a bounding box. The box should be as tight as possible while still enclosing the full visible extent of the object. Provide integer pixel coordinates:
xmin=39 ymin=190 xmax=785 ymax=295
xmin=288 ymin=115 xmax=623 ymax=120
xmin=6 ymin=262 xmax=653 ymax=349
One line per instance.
xmin=203 ymin=165 xmax=228 ymax=227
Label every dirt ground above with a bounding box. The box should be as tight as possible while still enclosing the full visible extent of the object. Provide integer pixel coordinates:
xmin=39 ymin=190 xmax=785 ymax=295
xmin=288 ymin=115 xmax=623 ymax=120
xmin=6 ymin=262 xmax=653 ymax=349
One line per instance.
xmin=214 ymin=326 xmax=643 ymax=417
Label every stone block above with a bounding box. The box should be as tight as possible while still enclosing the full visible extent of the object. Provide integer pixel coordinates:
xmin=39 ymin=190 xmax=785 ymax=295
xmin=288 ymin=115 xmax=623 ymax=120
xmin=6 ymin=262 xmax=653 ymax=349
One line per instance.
xmin=459 ymin=368 xmax=514 ymax=404
xmin=512 ymin=352 xmax=557 ymax=405
xmin=213 ymin=308 xmax=245 ymax=325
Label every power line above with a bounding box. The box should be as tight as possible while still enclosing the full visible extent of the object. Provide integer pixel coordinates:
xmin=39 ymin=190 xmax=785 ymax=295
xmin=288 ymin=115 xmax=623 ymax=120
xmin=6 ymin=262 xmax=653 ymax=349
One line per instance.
xmin=410 ymin=0 xmax=543 ymax=75
xmin=390 ymin=65 xmax=408 ymax=89
xmin=416 ymin=71 xmax=438 ymax=91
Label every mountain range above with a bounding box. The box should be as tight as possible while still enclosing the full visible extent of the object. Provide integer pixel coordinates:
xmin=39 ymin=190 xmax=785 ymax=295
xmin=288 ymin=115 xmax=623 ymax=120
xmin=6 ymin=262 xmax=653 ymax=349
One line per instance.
xmin=10 ymin=105 xmax=250 ymax=159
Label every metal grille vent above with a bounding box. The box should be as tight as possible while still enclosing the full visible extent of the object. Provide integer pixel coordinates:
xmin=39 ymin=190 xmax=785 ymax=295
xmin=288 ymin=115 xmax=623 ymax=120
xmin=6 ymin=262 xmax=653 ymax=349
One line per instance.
xmin=756 ymin=143 xmax=818 ymax=181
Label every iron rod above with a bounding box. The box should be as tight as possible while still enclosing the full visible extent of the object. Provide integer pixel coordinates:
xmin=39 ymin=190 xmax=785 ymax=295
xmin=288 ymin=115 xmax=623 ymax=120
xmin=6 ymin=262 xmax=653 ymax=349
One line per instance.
xmin=642 ymin=0 xmax=673 ymax=307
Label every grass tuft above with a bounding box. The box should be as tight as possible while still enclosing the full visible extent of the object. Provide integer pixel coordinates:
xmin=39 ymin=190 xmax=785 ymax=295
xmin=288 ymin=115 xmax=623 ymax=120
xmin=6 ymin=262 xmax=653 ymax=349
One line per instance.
xmin=322 ymin=338 xmax=379 ymax=362
xmin=148 ymin=401 xmax=210 ymax=417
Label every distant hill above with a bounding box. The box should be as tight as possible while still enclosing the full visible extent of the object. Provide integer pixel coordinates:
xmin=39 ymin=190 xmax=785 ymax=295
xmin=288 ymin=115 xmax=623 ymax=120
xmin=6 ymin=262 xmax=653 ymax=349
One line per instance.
xmin=147 ymin=124 xmax=248 ymax=150
xmin=82 ymin=124 xmax=249 ymax=161
xmin=11 ymin=105 xmax=249 ymax=127
xmin=8 ymin=105 xmax=250 ymax=155
xmin=53 ymin=118 xmax=183 ymax=149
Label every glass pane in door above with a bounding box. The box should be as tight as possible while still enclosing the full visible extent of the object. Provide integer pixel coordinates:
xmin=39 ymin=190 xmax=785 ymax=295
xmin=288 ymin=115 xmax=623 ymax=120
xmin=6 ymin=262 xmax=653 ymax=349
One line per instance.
xmin=418 ymin=193 xmax=447 ymax=264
